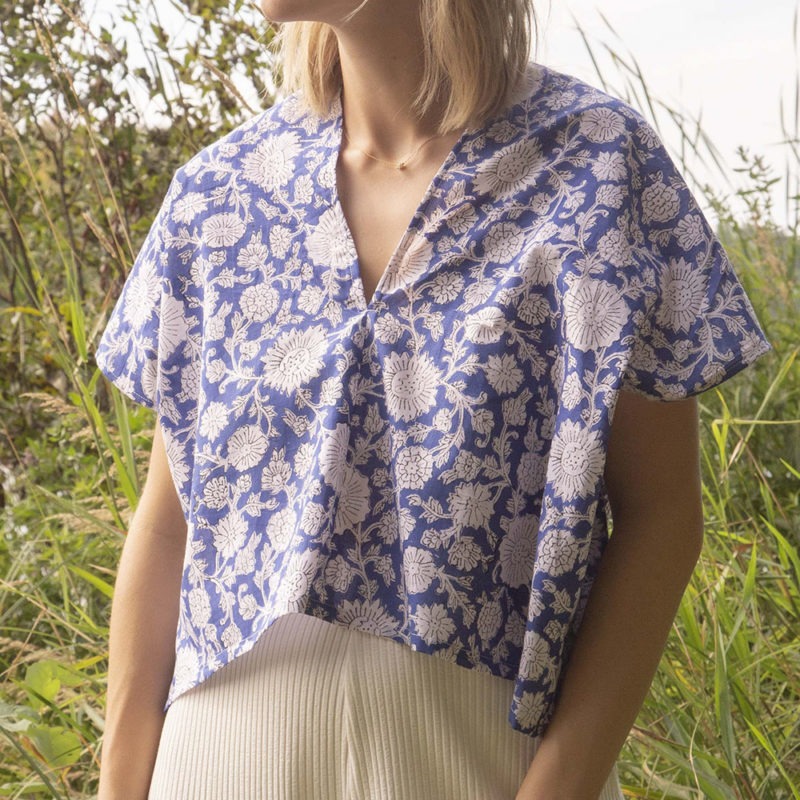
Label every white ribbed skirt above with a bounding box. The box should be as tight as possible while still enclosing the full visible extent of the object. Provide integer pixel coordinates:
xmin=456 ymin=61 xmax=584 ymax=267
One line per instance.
xmin=147 ymin=612 xmax=624 ymax=799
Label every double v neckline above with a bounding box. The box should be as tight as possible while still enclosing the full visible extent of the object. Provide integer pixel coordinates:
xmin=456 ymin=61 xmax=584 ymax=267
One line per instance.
xmin=324 ymin=92 xmax=477 ymax=311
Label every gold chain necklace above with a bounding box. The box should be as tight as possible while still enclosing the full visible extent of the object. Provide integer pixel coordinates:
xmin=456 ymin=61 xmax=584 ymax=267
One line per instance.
xmin=341 ymin=124 xmax=445 ymax=171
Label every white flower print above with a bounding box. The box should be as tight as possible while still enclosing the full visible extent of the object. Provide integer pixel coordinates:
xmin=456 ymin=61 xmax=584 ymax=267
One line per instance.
xmin=275 ymin=552 xmax=316 ymax=607
xmin=578 ymin=107 xmax=627 ymax=143
xmin=450 ymin=449 xmax=483 ymax=482
xmin=521 ymin=243 xmax=562 ymax=286
xmin=486 ymin=119 xmax=518 ymax=142
xmin=234 ymin=542 xmax=256 ymax=575
xmin=464 ymin=306 xmax=507 ymax=344
xmin=516 ymin=450 xmax=547 ymax=496
xmin=654 ymin=257 xmax=706 ymax=333
xmin=337 ymin=598 xmax=398 ymax=635
xmin=591 ymin=150 xmax=628 ymax=182
xmin=471 ymin=406 xmax=495 ymax=437
xmin=139 ymin=361 xmax=158 ymax=404
xmin=514 ymin=689 xmax=549 ymax=731
xmin=205 ymin=355 xmax=224 ymax=382
xmin=449 ymin=482 xmax=494 ymax=530
xmin=221 ymin=621 xmax=242 ymax=649
xmin=563 ymin=278 xmax=628 ymax=350
xmin=269 ymin=225 xmax=293 ymax=258
xmin=373 ymin=312 xmax=404 ymax=344
xmin=266 ymin=506 xmax=297 ymax=551
xmin=544 ymin=619 xmax=568 ymax=643
xmin=477 ymin=600 xmax=504 ymax=642
xmin=536 ymin=528 xmax=580 ymax=576
xmin=203 ymin=476 xmax=228 ymax=509
xmin=485 ymin=352 xmax=524 ymax=394
xmin=561 ymin=372 xmax=583 ymax=409
xmin=297 ymin=285 xmax=325 ymax=315
xmin=483 ymin=221 xmax=525 ymax=264
xmin=334 ymin=464 xmax=370 ymax=532
xmin=205 ymin=316 xmax=226 ymax=341
xmin=597 ymin=226 xmax=633 ymax=268
xmin=382 ymin=233 xmax=434 ymax=294
xmin=179 ymin=359 xmax=201 ymax=401
xmin=293 ymin=441 xmax=315 ymax=476
xmin=122 ymin=260 xmax=159 ymax=329
xmin=157 ymin=294 xmax=190 ymax=358
xmin=595 ymin=184 xmax=626 ymax=210
xmin=212 ymin=512 xmax=247 ymax=558
xmin=674 ymin=214 xmax=706 ymax=250
xmin=202 ymin=212 xmax=246 ymax=248
xmin=238 ymin=593 xmax=259 ymax=620
xmin=300 ymin=501 xmax=326 ymax=536
xmin=172 ymin=191 xmax=209 ymax=224
xmin=227 ymin=424 xmax=269 ymax=471
xmin=319 ymin=422 xmax=351 ymax=491
xmin=163 ymin=434 xmax=191 ymax=487
xmin=641 ymin=178 xmax=681 ymax=223
xmin=499 ymin=514 xmax=537 ymax=587
xmin=403 ymin=547 xmax=438 ymax=593
xmin=549 ymin=420 xmax=605 ymax=500
xmin=447 ymin=204 xmax=479 ymax=235
xmin=199 ymin=402 xmax=229 ymax=441
xmin=240 ymin=283 xmax=279 ymax=321
xmin=261 ymin=325 xmax=329 ymax=394
xmin=429 ymin=270 xmax=465 ymax=304
xmin=325 ymin=556 xmax=354 ymax=593
xmin=383 ymin=351 xmax=441 ymax=422
xmin=241 ymin=131 xmax=302 ymax=189
xmin=237 ymin=236 xmax=269 ymax=270
xmin=267 ymin=453 xmax=295 ymax=492
xmin=414 ymin=603 xmax=456 ymax=645
xmin=293 ymin=173 xmax=314 ymax=205
xmin=395 ymin=445 xmax=434 ymax=489
xmin=432 ymin=407 xmax=452 ymax=432
xmin=188 ymin=588 xmax=212 ymax=626
xmin=306 ymin=205 xmax=357 ymax=266
xmin=464 ymin=277 xmax=495 ymax=307
xmin=474 ymin=138 xmax=546 ymax=199
xmin=171 ymin=646 xmax=200 ymax=695
xmin=448 ymin=536 xmax=482 ymax=571
xmin=517 ymin=292 xmax=551 ymax=327
xmin=520 ymin=631 xmax=553 ymax=680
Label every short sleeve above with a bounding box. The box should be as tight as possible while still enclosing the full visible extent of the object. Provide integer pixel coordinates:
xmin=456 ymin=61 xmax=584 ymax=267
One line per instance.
xmin=619 ymin=115 xmax=774 ymax=401
xmin=95 ymin=169 xmax=186 ymax=410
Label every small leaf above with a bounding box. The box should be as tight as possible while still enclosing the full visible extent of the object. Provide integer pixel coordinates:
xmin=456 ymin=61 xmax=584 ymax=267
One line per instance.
xmin=26 ymin=724 xmax=83 ymax=769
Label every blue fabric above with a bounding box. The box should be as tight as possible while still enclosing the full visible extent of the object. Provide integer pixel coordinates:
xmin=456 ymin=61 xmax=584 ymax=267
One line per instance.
xmin=95 ymin=60 xmax=773 ymax=737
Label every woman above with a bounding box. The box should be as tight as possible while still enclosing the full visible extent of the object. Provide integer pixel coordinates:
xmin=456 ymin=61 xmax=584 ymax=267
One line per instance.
xmin=95 ymin=0 xmax=773 ymax=798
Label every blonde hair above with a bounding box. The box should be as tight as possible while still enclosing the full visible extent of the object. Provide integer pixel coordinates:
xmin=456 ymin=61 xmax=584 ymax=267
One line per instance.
xmin=269 ymin=1 xmax=539 ymax=134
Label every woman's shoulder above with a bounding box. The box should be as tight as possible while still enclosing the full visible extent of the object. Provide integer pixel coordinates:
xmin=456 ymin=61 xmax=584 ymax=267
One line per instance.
xmin=519 ymin=60 xmax=654 ymax=141
xmin=171 ymin=90 xmax=325 ymax=192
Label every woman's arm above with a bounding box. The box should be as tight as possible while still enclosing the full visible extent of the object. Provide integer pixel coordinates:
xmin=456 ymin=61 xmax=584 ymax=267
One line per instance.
xmin=97 ymin=419 xmax=188 ymax=800
xmin=515 ymin=390 xmax=705 ymax=800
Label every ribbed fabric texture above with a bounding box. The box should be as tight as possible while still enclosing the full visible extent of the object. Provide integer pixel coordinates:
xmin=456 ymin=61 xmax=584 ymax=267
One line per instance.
xmin=148 ymin=612 xmax=625 ymax=799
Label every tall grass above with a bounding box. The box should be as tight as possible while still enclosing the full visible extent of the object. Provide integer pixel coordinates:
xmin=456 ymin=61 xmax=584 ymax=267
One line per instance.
xmin=0 ymin=3 xmax=797 ymax=797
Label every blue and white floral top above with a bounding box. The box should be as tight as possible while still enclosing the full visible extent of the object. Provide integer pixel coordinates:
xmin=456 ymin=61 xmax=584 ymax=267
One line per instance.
xmin=95 ymin=60 xmax=773 ymax=737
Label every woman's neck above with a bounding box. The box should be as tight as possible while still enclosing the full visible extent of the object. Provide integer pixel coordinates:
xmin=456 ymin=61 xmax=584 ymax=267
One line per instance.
xmin=329 ymin=1 xmax=454 ymax=160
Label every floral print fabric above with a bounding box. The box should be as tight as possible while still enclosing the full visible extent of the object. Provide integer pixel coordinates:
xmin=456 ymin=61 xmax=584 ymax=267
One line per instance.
xmin=95 ymin=60 xmax=773 ymax=737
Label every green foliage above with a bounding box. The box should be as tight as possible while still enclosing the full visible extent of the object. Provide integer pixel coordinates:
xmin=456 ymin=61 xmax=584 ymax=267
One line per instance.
xmin=0 ymin=3 xmax=797 ymax=798
xmin=0 ymin=1 xmax=275 ymax=795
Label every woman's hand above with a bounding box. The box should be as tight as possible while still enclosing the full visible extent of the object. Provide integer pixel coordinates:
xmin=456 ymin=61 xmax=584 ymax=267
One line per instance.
xmin=514 ymin=391 xmax=705 ymax=800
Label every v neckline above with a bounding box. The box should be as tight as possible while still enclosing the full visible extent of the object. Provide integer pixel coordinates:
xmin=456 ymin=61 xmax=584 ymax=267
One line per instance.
xmin=324 ymin=92 xmax=477 ymax=311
